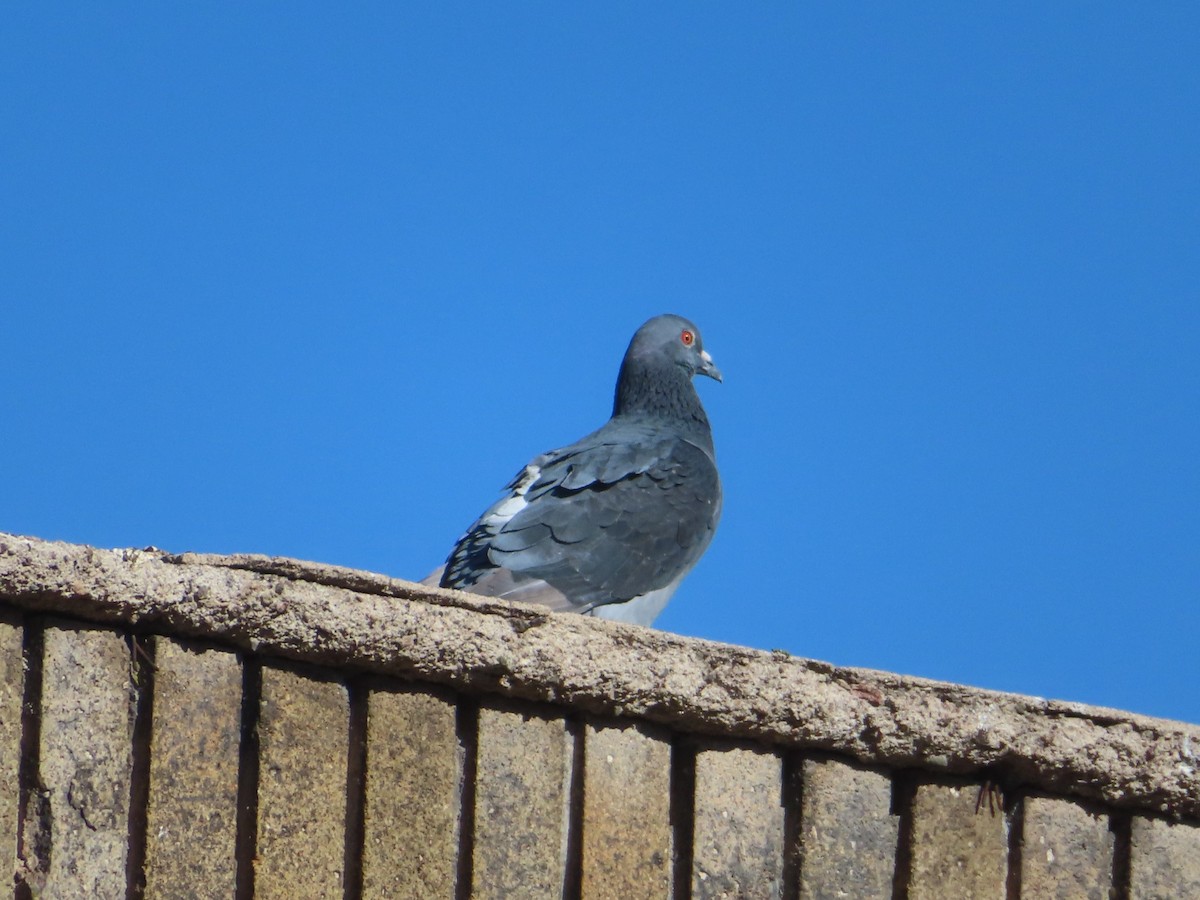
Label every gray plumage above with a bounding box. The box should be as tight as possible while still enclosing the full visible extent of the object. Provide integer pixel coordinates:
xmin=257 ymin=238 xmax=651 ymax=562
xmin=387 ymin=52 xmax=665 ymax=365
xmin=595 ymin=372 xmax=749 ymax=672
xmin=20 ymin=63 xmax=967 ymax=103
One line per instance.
xmin=423 ymin=314 xmax=722 ymax=626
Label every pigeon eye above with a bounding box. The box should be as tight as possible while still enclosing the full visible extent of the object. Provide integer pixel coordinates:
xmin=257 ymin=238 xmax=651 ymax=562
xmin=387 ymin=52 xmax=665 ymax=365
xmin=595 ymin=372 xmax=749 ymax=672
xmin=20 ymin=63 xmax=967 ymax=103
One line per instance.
xmin=680 ymin=329 xmax=695 ymax=346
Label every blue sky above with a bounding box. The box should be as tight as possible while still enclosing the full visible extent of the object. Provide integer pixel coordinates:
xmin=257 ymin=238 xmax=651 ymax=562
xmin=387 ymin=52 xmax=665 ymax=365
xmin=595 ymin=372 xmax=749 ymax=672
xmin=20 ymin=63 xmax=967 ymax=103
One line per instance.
xmin=4 ymin=6 xmax=1198 ymax=723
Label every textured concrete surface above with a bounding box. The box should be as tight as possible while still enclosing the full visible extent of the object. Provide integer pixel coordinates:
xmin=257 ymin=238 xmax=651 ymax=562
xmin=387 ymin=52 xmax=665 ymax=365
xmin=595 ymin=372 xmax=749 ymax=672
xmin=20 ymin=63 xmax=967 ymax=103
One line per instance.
xmin=255 ymin=663 xmax=349 ymax=899
xmin=472 ymin=703 xmax=570 ymax=899
xmin=581 ymin=718 xmax=672 ymax=899
xmin=1019 ymin=794 xmax=1113 ymax=899
xmin=692 ymin=741 xmax=785 ymax=899
xmin=361 ymin=682 xmax=461 ymax=898
xmin=908 ymin=778 xmax=1008 ymax=900
xmin=38 ymin=624 xmax=136 ymax=897
xmin=7 ymin=533 xmax=1200 ymax=895
xmin=0 ymin=615 xmax=21 ymax=883
xmin=1 ymin=533 xmax=1197 ymax=820
xmin=144 ymin=637 xmax=242 ymax=897
xmin=1129 ymin=815 xmax=1200 ymax=899
xmin=798 ymin=757 xmax=898 ymax=899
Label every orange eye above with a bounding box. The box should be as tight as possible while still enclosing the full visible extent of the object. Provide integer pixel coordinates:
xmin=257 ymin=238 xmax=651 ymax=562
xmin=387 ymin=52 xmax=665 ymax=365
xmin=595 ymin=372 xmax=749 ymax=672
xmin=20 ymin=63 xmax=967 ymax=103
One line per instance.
xmin=681 ymin=329 xmax=694 ymax=346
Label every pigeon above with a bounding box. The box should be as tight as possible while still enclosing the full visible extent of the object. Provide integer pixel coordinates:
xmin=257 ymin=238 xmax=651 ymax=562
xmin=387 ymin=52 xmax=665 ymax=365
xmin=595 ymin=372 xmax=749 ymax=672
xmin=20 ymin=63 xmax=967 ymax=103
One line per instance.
xmin=423 ymin=314 xmax=722 ymax=626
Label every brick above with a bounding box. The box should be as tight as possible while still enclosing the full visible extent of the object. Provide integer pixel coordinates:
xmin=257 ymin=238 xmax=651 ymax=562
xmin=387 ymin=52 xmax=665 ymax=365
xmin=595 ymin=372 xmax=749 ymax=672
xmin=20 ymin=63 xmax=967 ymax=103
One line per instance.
xmin=692 ymin=741 xmax=785 ymax=899
xmin=255 ymin=664 xmax=349 ymax=899
xmin=1019 ymin=795 xmax=1113 ymax=899
xmin=144 ymin=638 xmax=242 ymax=897
xmin=798 ymin=757 xmax=898 ymax=899
xmin=361 ymin=682 xmax=461 ymax=897
xmin=581 ymin=719 xmax=672 ymax=900
xmin=0 ymin=615 xmax=21 ymax=881
xmin=1130 ymin=814 xmax=1200 ymax=899
xmin=38 ymin=624 xmax=136 ymax=897
xmin=472 ymin=703 xmax=570 ymax=899
xmin=908 ymin=778 xmax=1007 ymax=900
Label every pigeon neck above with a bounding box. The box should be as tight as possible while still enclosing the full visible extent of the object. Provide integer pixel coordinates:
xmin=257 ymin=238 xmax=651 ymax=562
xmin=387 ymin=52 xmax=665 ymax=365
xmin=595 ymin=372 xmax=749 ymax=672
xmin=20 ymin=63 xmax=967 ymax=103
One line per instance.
xmin=613 ymin=358 xmax=712 ymax=440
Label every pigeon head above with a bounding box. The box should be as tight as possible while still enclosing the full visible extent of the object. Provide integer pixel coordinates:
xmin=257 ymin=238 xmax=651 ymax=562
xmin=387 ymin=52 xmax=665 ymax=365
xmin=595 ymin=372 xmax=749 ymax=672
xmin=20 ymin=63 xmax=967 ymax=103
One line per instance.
xmin=624 ymin=314 xmax=723 ymax=383
xmin=613 ymin=314 xmax=721 ymax=424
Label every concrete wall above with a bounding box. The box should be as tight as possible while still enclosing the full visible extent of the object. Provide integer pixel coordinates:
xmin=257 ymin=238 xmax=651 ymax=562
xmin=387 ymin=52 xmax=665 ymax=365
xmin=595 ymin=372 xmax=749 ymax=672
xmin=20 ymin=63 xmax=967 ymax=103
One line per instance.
xmin=2 ymin=533 xmax=1198 ymax=898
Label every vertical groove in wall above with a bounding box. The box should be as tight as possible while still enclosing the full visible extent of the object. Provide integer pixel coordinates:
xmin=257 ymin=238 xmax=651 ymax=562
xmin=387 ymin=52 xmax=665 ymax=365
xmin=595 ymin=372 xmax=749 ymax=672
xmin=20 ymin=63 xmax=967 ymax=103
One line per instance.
xmin=14 ymin=620 xmax=44 ymax=900
xmin=124 ymin=634 xmax=156 ymax=900
xmin=669 ymin=735 xmax=696 ymax=900
xmin=234 ymin=658 xmax=261 ymax=900
xmin=780 ymin=753 xmax=803 ymax=899
xmin=342 ymin=679 xmax=368 ymax=900
xmin=889 ymin=772 xmax=916 ymax=900
xmin=561 ymin=716 xmax=584 ymax=900
xmin=1109 ymin=812 xmax=1132 ymax=900
xmin=453 ymin=698 xmax=478 ymax=900
xmin=1004 ymin=794 xmax=1023 ymax=900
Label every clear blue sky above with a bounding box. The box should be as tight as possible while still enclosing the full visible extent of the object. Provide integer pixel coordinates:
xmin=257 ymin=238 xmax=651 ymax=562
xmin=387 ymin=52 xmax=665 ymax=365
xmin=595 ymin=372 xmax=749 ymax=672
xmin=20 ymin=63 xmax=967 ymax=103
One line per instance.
xmin=4 ymin=6 xmax=1198 ymax=724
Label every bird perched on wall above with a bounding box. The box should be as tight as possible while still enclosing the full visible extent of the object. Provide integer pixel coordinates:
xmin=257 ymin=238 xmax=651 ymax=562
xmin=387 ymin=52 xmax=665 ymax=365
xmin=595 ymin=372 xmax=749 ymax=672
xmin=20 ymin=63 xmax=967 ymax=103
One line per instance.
xmin=423 ymin=314 xmax=722 ymax=626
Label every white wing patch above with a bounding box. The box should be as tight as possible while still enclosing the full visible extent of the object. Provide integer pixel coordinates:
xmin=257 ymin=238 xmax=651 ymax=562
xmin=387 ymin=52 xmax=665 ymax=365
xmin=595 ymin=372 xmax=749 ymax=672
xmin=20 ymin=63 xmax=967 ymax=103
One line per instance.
xmin=481 ymin=463 xmax=540 ymax=529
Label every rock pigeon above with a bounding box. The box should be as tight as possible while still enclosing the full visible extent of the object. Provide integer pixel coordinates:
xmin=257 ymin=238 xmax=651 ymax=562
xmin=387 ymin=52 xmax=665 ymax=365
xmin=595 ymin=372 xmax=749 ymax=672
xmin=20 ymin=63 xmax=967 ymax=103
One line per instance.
xmin=423 ymin=314 xmax=722 ymax=626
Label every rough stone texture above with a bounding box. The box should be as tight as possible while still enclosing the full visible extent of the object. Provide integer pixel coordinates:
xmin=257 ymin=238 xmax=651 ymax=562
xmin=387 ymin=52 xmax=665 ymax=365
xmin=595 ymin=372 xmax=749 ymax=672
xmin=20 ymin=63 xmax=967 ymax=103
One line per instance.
xmin=255 ymin=663 xmax=349 ymax=899
xmin=581 ymin=719 xmax=672 ymax=899
xmin=798 ymin=757 xmax=898 ymax=899
xmin=1 ymin=534 xmax=1197 ymax=821
xmin=1019 ymin=794 xmax=1113 ymax=899
xmin=144 ymin=637 xmax=242 ymax=897
xmin=361 ymin=681 xmax=461 ymax=897
xmin=0 ymin=614 xmax=21 ymax=882
xmin=38 ymin=623 xmax=136 ymax=897
xmin=908 ymin=778 xmax=1008 ymax=900
xmin=1129 ymin=815 xmax=1200 ymax=899
xmin=6 ymin=534 xmax=1200 ymax=895
xmin=692 ymin=741 xmax=785 ymax=899
xmin=472 ymin=703 xmax=570 ymax=899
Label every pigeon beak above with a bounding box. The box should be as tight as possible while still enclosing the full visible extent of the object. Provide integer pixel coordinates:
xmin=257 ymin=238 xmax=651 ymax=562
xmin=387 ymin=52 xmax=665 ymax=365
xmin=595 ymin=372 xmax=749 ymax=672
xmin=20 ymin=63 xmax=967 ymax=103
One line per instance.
xmin=698 ymin=349 xmax=723 ymax=383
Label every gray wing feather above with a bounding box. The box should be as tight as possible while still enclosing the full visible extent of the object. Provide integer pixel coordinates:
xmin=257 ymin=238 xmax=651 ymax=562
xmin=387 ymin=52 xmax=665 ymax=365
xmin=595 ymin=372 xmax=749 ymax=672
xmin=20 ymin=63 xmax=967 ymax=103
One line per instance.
xmin=441 ymin=426 xmax=720 ymax=611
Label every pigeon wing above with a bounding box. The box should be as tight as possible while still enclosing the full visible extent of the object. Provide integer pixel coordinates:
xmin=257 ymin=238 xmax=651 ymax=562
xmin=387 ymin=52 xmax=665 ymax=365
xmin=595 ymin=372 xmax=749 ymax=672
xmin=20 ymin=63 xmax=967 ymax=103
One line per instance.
xmin=450 ymin=429 xmax=720 ymax=612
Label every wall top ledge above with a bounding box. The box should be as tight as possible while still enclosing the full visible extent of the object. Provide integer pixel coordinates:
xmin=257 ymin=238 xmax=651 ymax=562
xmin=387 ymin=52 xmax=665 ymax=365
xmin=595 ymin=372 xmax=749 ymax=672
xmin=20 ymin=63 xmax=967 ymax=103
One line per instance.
xmin=1 ymin=531 xmax=1196 ymax=820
